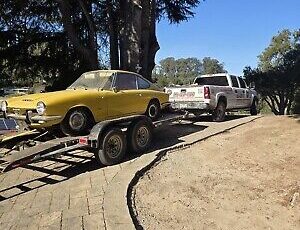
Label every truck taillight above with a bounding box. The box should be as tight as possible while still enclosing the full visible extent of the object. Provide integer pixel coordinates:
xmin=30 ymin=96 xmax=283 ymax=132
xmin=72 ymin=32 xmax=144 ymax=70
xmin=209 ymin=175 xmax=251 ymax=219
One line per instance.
xmin=204 ymin=86 xmax=210 ymax=99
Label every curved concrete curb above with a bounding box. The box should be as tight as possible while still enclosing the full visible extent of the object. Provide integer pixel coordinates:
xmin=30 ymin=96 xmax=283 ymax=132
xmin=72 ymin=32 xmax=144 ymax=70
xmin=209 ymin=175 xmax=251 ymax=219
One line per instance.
xmin=103 ymin=116 xmax=262 ymax=230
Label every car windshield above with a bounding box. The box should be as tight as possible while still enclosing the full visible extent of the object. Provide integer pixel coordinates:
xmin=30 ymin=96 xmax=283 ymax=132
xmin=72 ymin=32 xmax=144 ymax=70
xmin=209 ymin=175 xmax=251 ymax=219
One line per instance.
xmin=68 ymin=71 xmax=113 ymax=90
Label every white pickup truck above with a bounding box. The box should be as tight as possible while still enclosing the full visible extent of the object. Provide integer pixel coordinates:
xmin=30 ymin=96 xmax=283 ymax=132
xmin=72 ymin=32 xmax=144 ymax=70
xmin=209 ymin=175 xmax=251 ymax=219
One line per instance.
xmin=165 ymin=73 xmax=258 ymax=121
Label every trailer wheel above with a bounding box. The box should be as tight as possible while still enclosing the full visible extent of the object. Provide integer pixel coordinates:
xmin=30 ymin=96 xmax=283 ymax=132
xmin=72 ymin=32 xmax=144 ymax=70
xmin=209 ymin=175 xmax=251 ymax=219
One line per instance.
xmin=128 ymin=118 xmax=153 ymax=153
xmin=212 ymin=101 xmax=226 ymax=122
xmin=95 ymin=128 xmax=127 ymax=166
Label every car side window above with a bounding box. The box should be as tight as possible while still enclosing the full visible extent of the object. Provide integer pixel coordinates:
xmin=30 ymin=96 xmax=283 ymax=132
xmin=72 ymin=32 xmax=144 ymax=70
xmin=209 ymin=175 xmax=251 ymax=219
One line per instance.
xmin=102 ymin=75 xmax=114 ymax=90
xmin=238 ymin=77 xmax=246 ymax=88
xmin=137 ymin=76 xmax=151 ymax=89
xmin=230 ymin=75 xmax=239 ymax=88
xmin=115 ymin=74 xmax=137 ymax=90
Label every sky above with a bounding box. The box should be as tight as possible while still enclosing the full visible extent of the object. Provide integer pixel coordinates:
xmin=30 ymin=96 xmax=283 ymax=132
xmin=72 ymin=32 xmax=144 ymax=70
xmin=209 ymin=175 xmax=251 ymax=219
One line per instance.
xmin=156 ymin=0 xmax=300 ymax=75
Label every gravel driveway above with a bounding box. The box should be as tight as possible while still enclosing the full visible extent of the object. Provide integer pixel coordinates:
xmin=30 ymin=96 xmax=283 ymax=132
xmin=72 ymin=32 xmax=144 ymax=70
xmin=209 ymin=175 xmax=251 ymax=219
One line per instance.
xmin=133 ymin=116 xmax=300 ymax=230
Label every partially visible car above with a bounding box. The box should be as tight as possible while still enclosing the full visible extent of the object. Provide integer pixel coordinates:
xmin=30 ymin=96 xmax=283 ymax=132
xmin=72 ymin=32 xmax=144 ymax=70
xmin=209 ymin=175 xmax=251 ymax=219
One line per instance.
xmin=1 ymin=70 xmax=169 ymax=135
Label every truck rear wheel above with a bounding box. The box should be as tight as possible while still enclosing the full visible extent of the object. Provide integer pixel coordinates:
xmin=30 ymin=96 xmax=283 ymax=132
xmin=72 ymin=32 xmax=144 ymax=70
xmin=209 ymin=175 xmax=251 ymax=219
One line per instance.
xmin=95 ymin=128 xmax=127 ymax=166
xmin=250 ymin=99 xmax=258 ymax=115
xmin=127 ymin=118 xmax=153 ymax=153
xmin=212 ymin=101 xmax=226 ymax=122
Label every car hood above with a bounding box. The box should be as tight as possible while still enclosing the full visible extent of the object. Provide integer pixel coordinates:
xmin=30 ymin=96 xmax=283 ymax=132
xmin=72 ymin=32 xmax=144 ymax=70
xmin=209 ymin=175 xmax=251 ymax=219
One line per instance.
xmin=6 ymin=89 xmax=101 ymax=109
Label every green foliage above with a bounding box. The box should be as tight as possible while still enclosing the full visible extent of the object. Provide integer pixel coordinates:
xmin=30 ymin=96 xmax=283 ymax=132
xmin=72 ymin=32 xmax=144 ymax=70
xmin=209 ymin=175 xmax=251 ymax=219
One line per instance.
xmin=202 ymin=57 xmax=226 ymax=74
xmin=244 ymin=29 xmax=300 ymax=115
xmin=157 ymin=0 xmax=201 ymax=23
xmin=0 ymin=0 xmax=204 ymax=89
xmin=258 ymin=29 xmax=300 ymax=71
xmin=292 ymin=88 xmax=300 ymax=114
xmin=153 ymin=56 xmax=226 ymax=87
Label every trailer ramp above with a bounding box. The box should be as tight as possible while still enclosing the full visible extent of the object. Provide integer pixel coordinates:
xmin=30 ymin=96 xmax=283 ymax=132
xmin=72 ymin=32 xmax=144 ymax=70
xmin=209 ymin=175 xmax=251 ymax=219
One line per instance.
xmin=0 ymin=136 xmax=88 ymax=173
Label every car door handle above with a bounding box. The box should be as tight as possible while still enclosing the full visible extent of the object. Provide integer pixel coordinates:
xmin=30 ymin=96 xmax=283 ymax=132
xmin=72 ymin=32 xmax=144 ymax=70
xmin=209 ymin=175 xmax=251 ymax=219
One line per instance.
xmin=137 ymin=93 xmax=142 ymax=97
xmin=242 ymin=90 xmax=245 ymax=93
xmin=235 ymin=90 xmax=238 ymax=93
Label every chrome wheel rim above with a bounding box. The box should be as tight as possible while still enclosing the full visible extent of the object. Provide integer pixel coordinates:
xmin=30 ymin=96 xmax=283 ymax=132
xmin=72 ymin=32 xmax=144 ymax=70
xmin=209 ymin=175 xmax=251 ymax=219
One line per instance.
xmin=106 ymin=135 xmax=122 ymax=158
xmin=149 ymin=104 xmax=157 ymax=118
xmin=69 ymin=112 xmax=85 ymax=131
xmin=136 ymin=126 xmax=150 ymax=148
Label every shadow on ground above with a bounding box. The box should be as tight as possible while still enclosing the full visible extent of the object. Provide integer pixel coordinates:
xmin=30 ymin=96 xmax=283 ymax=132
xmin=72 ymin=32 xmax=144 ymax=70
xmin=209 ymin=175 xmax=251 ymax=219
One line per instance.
xmin=0 ymin=115 xmax=247 ymax=202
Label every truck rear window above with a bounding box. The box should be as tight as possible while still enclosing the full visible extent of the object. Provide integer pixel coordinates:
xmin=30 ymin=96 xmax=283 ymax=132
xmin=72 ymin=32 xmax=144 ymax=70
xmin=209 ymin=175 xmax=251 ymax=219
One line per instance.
xmin=194 ymin=76 xmax=228 ymax=86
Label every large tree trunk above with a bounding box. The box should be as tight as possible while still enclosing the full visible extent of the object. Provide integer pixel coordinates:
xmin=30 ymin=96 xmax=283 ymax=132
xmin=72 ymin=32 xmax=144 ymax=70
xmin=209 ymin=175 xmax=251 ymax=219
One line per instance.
xmin=119 ymin=0 xmax=142 ymax=72
xmin=147 ymin=0 xmax=160 ymax=81
xmin=139 ymin=0 xmax=160 ymax=81
xmin=56 ymin=0 xmax=98 ymax=70
xmin=108 ymin=2 xmax=119 ymax=69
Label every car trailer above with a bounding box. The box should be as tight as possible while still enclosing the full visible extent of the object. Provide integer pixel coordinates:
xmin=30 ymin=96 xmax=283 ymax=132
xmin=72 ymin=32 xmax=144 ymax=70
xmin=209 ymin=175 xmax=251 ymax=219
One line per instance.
xmin=0 ymin=112 xmax=188 ymax=173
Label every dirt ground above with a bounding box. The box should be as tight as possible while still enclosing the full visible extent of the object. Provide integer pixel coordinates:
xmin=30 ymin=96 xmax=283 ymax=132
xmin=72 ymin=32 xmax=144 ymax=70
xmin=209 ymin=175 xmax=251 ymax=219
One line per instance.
xmin=133 ymin=116 xmax=300 ymax=230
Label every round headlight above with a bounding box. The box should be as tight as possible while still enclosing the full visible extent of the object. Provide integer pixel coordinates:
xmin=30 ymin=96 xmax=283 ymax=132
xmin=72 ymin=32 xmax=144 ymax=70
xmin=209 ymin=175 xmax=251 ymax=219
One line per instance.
xmin=36 ymin=101 xmax=46 ymax=115
xmin=167 ymin=89 xmax=172 ymax=95
xmin=1 ymin=101 xmax=7 ymax=112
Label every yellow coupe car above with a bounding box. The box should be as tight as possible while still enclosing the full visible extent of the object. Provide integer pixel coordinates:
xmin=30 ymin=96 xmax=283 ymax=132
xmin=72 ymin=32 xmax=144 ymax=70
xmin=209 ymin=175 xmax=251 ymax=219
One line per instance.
xmin=1 ymin=70 xmax=169 ymax=135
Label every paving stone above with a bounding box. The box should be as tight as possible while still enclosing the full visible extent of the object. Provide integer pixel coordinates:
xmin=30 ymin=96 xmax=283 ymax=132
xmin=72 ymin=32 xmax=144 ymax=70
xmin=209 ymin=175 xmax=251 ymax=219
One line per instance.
xmin=31 ymin=193 xmax=52 ymax=213
xmin=87 ymin=196 xmax=102 ymax=206
xmin=103 ymin=165 xmax=121 ymax=184
xmin=0 ymin=169 xmax=23 ymax=190
xmin=70 ymin=197 xmax=88 ymax=210
xmin=69 ymin=189 xmax=87 ymax=199
xmin=11 ymin=190 xmax=37 ymax=211
xmin=86 ymin=187 xmax=104 ymax=198
xmin=0 ymin=198 xmax=15 ymax=213
xmin=39 ymin=211 xmax=61 ymax=228
xmin=0 ymin=220 xmax=14 ymax=229
xmin=0 ymin=209 xmax=25 ymax=224
xmin=82 ymin=213 xmax=105 ymax=230
xmin=63 ymin=206 xmax=88 ymax=219
xmin=24 ymin=223 xmax=39 ymax=230
xmin=88 ymin=204 xmax=103 ymax=215
xmin=39 ymin=223 xmax=61 ymax=230
xmin=62 ymin=216 xmax=82 ymax=230
xmin=49 ymin=194 xmax=69 ymax=213
xmin=17 ymin=213 xmax=41 ymax=229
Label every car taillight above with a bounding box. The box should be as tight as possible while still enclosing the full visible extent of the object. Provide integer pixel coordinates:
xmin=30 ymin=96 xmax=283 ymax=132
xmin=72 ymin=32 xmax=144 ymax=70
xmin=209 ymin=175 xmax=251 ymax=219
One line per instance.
xmin=204 ymin=86 xmax=210 ymax=99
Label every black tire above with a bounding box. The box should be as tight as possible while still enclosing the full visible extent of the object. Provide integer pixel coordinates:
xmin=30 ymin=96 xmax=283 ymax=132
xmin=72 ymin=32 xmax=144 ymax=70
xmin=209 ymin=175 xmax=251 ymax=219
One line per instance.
xmin=127 ymin=118 xmax=153 ymax=153
xmin=146 ymin=100 xmax=161 ymax=120
xmin=60 ymin=108 xmax=92 ymax=136
xmin=250 ymin=99 xmax=258 ymax=115
xmin=95 ymin=128 xmax=127 ymax=166
xmin=212 ymin=101 xmax=226 ymax=122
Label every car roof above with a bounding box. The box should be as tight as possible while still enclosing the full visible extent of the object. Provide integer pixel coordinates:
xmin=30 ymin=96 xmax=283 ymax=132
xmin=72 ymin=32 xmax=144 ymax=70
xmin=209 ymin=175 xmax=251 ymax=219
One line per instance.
xmin=198 ymin=73 xmax=229 ymax=78
xmin=85 ymin=69 xmax=143 ymax=77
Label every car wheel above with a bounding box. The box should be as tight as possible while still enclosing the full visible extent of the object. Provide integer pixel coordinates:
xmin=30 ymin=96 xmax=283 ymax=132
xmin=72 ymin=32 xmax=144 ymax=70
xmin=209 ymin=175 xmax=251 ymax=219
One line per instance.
xmin=127 ymin=118 xmax=153 ymax=153
xmin=146 ymin=100 xmax=161 ymax=120
xmin=60 ymin=108 xmax=92 ymax=136
xmin=250 ymin=99 xmax=258 ymax=115
xmin=212 ymin=101 xmax=226 ymax=122
xmin=95 ymin=128 xmax=127 ymax=166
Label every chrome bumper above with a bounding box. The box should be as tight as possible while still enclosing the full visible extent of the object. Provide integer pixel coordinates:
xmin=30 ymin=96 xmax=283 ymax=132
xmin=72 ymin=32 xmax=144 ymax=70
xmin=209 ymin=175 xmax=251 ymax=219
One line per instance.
xmin=6 ymin=113 xmax=62 ymax=123
xmin=171 ymin=101 xmax=210 ymax=110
